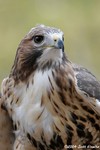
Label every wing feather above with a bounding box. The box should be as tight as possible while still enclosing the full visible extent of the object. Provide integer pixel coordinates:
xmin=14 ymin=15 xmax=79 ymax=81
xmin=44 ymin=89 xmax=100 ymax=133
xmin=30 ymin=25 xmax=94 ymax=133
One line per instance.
xmin=73 ymin=63 xmax=100 ymax=101
xmin=0 ymin=93 xmax=14 ymax=150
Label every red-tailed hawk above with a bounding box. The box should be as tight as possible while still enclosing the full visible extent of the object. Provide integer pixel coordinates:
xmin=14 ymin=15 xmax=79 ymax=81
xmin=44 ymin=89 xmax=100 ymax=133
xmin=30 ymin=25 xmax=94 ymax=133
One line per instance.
xmin=1 ymin=25 xmax=100 ymax=150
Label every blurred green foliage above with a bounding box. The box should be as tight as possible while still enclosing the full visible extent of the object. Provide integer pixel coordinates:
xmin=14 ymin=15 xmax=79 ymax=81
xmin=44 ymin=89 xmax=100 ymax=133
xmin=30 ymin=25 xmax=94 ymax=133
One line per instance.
xmin=0 ymin=0 xmax=100 ymax=84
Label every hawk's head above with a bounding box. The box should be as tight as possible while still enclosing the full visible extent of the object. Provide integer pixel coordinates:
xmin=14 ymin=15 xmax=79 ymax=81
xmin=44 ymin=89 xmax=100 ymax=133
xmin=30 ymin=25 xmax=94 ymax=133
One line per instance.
xmin=11 ymin=25 xmax=67 ymax=81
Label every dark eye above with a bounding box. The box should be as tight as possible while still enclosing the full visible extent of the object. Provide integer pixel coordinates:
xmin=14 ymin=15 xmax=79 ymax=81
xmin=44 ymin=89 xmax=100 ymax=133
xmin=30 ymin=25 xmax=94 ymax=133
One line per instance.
xmin=34 ymin=35 xmax=44 ymax=44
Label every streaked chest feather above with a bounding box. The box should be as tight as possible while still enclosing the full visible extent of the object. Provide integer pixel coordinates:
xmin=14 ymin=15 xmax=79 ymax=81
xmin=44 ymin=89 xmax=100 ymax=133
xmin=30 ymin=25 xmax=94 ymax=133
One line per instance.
xmin=13 ymin=70 xmax=61 ymax=140
xmin=2 ymin=68 xmax=100 ymax=148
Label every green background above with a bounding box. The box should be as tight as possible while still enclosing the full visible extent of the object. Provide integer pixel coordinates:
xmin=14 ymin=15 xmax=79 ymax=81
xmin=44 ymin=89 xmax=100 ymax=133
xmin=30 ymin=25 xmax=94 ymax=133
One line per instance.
xmin=0 ymin=0 xmax=100 ymax=85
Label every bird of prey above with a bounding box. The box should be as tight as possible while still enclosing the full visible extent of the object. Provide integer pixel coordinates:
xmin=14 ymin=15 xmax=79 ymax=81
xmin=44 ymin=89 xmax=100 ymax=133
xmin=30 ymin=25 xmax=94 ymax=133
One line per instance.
xmin=1 ymin=25 xmax=100 ymax=150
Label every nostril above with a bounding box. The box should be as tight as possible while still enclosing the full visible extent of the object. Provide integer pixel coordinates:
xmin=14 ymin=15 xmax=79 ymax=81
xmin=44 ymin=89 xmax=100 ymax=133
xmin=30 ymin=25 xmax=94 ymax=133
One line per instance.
xmin=54 ymin=39 xmax=57 ymax=42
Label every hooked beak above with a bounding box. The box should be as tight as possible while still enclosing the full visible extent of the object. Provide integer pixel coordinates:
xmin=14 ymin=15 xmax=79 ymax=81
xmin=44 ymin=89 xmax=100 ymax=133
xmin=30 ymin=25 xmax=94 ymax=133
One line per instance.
xmin=57 ymin=39 xmax=64 ymax=52
xmin=53 ymin=37 xmax=64 ymax=52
